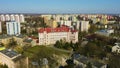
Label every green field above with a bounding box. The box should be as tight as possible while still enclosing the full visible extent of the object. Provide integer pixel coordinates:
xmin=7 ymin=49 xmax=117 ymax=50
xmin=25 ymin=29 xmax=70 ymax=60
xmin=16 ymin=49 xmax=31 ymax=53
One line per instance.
xmin=23 ymin=45 xmax=71 ymax=68
xmin=23 ymin=45 xmax=71 ymax=59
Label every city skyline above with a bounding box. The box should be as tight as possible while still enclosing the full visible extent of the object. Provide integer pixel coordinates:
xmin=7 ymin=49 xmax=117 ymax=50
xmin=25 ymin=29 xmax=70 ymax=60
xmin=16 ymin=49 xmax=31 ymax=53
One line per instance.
xmin=0 ymin=0 xmax=120 ymax=14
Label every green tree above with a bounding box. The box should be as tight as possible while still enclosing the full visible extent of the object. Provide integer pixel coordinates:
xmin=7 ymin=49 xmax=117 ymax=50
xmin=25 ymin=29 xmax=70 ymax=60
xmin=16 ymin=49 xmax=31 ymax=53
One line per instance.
xmin=63 ymin=59 xmax=75 ymax=68
xmin=78 ymin=42 xmax=104 ymax=58
xmin=88 ymin=24 xmax=98 ymax=33
xmin=0 ymin=64 xmax=8 ymax=68
xmin=64 ymin=42 xmax=72 ymax=50
xmin=7 ymin=38 xmax=17 ymax=48
xmin=54 ymin=40 xmax=61 ymax=48
xmin=78 ymin=31 xmax=87 ymax=41
xmin=86 ymin=62 xmax=92 ymax=68
xmin=108 ymin=54 xmax=120 ymax=68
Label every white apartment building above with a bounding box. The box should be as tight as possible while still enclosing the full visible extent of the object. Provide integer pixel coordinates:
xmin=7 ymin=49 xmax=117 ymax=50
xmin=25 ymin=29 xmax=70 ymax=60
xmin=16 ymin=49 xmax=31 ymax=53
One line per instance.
xmin=6 ymin=21 xmax=21 ymax=35
xmin=15 ymin=14 xmax=20 ymax=23
xmin=76 ymin=21 xmax=80 ymax=30
xmin=5 ymin=14 xmax=10 ymax=21
xmin=0 ymin=14 xmax=5 ymax=21
xmin=19 ymin=14 xmax=25 ymax=22
xmin=38 ymin=26 xmax=78 ymax=45
xmin=76 ymin=21 xmax=89 ymax=32
xmin=0 ymin=14 xmax=25 ymax=23
xmin=80 ymin=21 xmax=89 ymax=32
xmin=10 ymin=14 xmax=15 ymax=21
xmin=60 ymin=20 xmax=72 ymax=27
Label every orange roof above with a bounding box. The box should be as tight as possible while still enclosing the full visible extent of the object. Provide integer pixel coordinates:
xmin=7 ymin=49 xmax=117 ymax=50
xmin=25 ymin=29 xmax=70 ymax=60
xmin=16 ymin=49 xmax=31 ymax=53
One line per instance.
xmin=38 ymin=26 xmax=77 ymax=33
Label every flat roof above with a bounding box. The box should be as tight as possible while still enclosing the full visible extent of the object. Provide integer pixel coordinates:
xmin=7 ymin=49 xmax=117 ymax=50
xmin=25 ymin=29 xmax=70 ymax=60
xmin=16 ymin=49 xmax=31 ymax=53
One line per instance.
xmin=0 ymin=34 xmax=25 ymax=39
xmin=0 ymin=49 xmax=20 ymax=58
xmin=0 ymin=35 xmax=12 ymax=39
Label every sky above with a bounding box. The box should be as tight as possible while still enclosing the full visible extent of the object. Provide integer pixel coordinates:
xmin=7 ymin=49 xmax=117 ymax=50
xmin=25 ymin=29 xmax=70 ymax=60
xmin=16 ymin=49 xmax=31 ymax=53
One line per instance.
xmin=0 ymin=0 xmax=120 ymax=14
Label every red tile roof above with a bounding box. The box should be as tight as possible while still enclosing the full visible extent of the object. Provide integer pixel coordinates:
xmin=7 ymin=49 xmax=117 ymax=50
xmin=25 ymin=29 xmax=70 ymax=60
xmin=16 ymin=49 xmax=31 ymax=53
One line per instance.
xmin=38 ymin=26 xmax=77 ymax=33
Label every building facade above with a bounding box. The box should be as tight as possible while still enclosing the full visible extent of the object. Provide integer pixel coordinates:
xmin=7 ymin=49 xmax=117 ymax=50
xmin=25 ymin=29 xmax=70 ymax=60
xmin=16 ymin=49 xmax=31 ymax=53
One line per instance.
xmin=5 ymin=14 xmax=10 ymax=21
xmin=19 ymin=14 xmax=25 ymax=23
xmin=15 ymin=14 xmax=20 ymax=23
xmin=38 ymin=26 xmax=78 ymax=45
xmin=0 ymin=49 xmax=28 ymax=68
xmin=6 ymin=21 xmax=21 ymax=35
xmin=80 ymin=21 xmax=89 ymax=32
xmin=0 ymin=15 xmax=5 ymax=21
xmin=10 ymin=14 xmax=15 ymax=21
xmin=0 ymin=14 xmax=25 ymax=23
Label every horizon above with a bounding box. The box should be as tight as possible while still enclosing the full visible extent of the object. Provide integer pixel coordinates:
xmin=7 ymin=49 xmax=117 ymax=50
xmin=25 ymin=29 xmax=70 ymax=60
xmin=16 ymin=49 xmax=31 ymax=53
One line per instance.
xmin=0 ymin=13 xmax=119 ymax=15
xmin=0 ymin=0 xmax=120 ymax=14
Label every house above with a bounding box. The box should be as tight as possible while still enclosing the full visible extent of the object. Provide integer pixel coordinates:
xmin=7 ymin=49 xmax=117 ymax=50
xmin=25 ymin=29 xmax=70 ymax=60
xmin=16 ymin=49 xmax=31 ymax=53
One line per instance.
xmin=112 ymin=43 xmax=120 ymax=53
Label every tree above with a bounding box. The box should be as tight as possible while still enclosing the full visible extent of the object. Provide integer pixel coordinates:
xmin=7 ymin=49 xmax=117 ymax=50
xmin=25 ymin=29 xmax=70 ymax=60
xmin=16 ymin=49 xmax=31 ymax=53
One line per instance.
xmin=86 ymin=62 xmax=92 ymax=68
xmin=14 ymin=46 xmax=23 ymax=54
xmin=108 ymin=54 xmax=120 ymax=68
xmin=7 ymin=38 xmax=17 ymax=48
xmin=54 ymin=40 xmax=61 ymax=48
xmin=63 ymin=59 xmax=75 ymax=68
xmin=77 ymin=42 xmax=104 ymax=58
xmin=88 ymin=24 xmax=98 ymax=33
xmin=0 ymin=64 xmax=8 ymax=68
xmin=84 ymin=42 xmax=98 ymax=57
xmin=78 ymin=31 xmax=87 ymax=41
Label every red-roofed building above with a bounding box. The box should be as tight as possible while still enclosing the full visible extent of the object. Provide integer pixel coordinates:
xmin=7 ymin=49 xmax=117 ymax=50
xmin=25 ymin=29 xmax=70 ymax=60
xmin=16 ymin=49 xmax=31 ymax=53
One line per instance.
xmin=38 ymin=26 xmax=78 ymax=45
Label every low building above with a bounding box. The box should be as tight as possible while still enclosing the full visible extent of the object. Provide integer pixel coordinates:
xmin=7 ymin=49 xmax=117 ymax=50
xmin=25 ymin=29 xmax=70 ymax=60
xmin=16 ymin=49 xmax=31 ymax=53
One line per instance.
xmin=13 ymin=35 xmax=26 ymax=46
xmin=0 ymin=35 xmax=12 ymax=45
xmin=0 ymin=35 xmax=26 ymax=46
xmin=95 ymin=29 xmax=114 ymax=37
xmin=0 ymin=49 xmax=28 ymax=68
xmin=112 ymin=43 xmax=120 ymax=53
xmin=38 ymin=25 xmax=78 ymax=45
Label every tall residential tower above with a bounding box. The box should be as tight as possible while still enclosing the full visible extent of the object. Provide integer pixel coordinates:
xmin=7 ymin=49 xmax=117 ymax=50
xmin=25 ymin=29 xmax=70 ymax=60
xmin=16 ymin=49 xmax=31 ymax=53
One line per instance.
xmin=6 ymin=21 xmax=21 ymax=35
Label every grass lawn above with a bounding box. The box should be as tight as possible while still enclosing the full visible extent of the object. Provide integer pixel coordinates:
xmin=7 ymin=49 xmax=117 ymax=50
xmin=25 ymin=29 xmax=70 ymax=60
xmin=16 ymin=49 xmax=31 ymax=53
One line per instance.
xmin=0 ymin=46 xmax=6 ymax=51
xmin=23 ymin=45 xmax=71 ymax=59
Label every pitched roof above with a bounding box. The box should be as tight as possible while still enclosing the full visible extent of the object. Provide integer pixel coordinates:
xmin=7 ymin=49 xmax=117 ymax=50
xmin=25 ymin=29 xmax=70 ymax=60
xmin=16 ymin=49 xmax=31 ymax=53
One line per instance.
xmin=38 ymin=26 xmax=74 ymax=33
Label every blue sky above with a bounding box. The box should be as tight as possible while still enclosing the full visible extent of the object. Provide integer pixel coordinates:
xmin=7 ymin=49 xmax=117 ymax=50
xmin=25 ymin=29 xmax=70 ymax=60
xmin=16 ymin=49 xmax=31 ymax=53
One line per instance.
xmin=0 ymin=0 xmax=120 ymax=14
